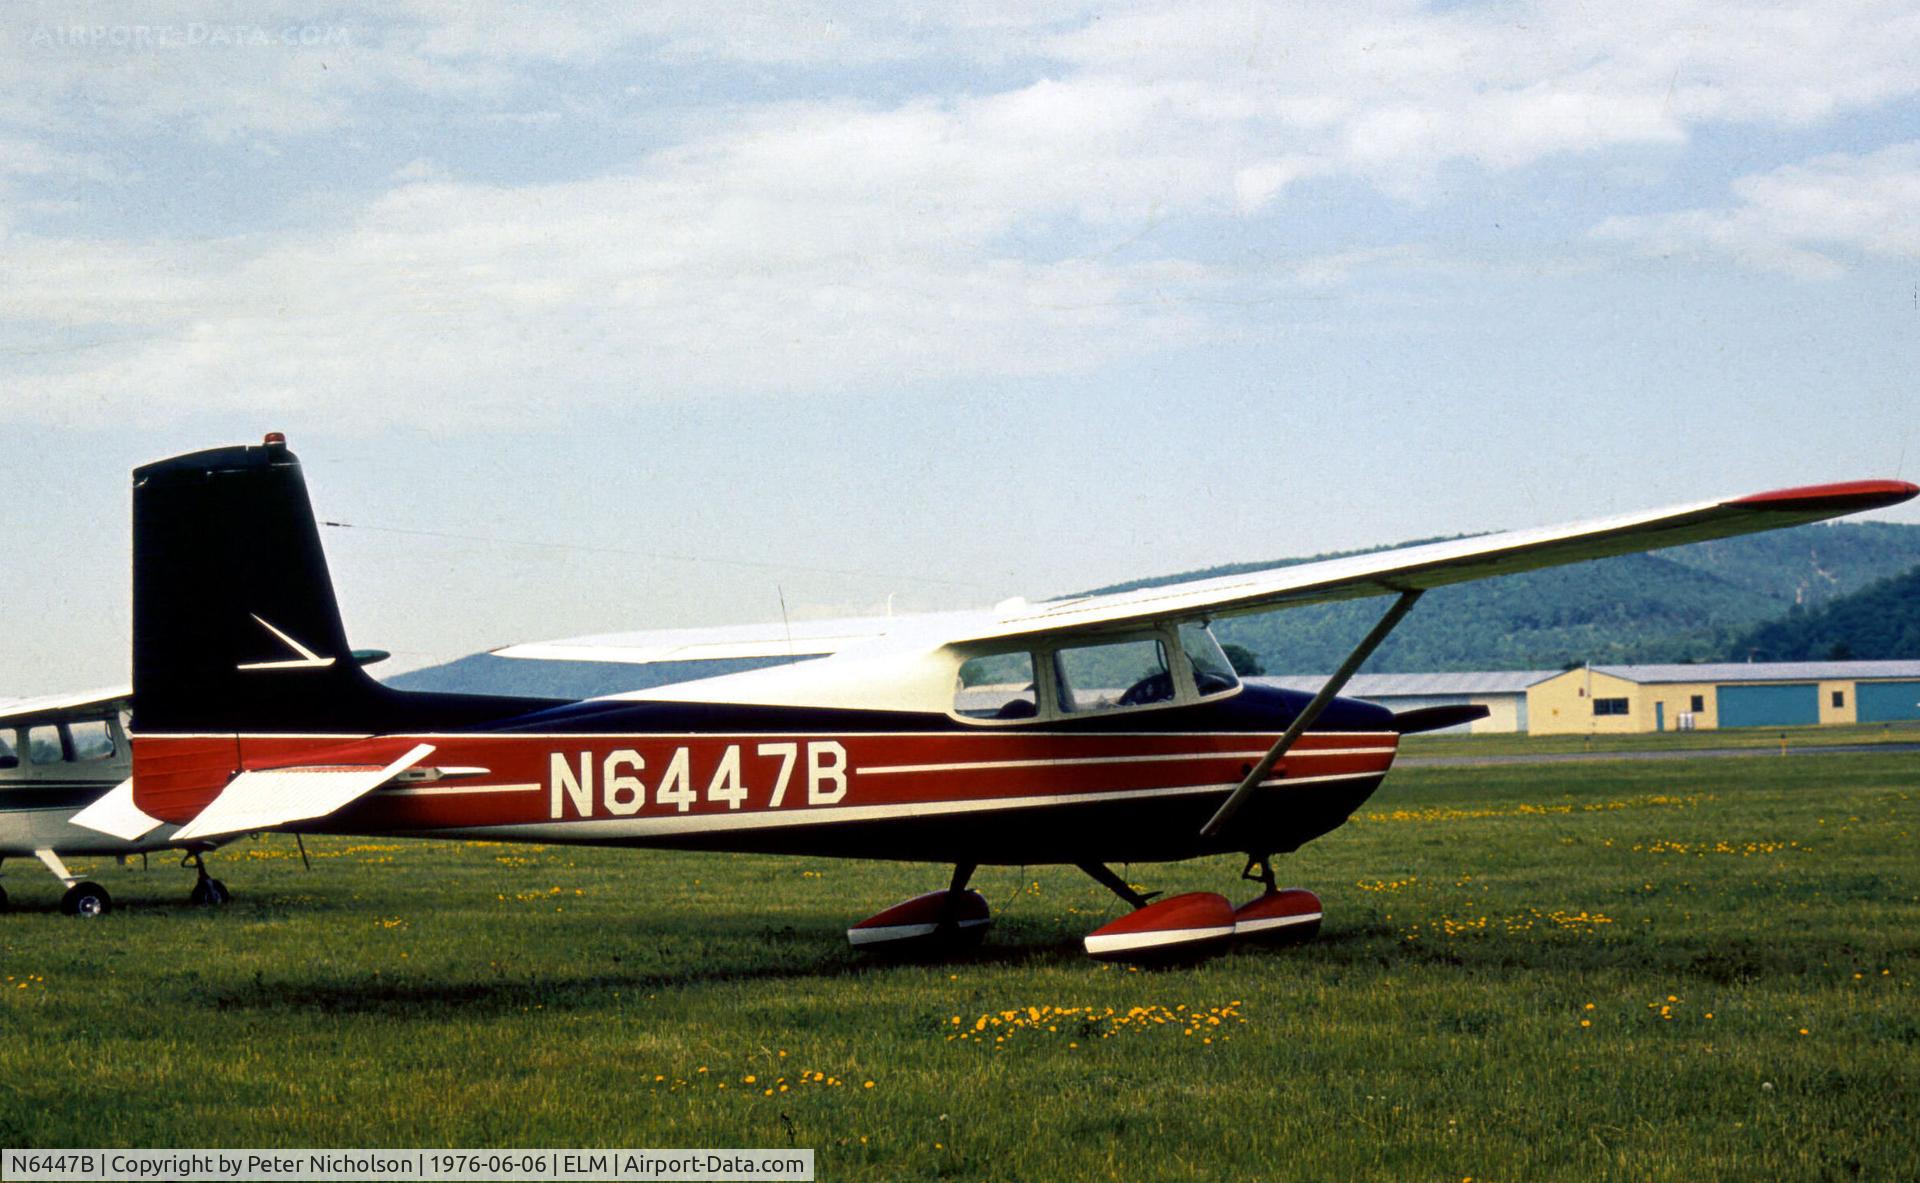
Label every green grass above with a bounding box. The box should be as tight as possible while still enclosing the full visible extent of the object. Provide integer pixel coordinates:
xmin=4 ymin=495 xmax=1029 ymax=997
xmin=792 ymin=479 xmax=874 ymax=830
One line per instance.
xmin=3 ymin=753 xmax=1916 ymax=1180
xmin=1402 ymin=718 xmax=1920 ymax=758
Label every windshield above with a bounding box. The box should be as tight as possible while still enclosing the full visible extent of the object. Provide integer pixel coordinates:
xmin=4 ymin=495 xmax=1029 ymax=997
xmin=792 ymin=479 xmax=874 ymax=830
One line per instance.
xmin=1179 ymin=623 xmax=1240 ymax=696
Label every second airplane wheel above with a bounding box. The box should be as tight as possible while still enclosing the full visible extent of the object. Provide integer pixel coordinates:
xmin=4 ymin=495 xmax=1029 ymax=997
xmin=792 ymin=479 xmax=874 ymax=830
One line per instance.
xmin=61 ymin=881 xmax=111 ymax=917
xmin=189 ymin=878 xmax=231 ymax=906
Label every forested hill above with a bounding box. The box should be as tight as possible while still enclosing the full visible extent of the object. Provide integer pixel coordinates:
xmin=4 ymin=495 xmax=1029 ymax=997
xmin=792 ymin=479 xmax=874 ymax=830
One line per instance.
xmin=1723 ymin=565 xmax=1920 ymax=661
xmin=1081 ymin=520 xmax=1920 ymax=675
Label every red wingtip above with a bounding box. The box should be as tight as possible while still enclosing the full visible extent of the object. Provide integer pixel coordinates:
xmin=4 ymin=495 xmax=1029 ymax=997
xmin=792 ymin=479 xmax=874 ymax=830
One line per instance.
xmin=1728 ymin=479 xmax=1920 ymax=513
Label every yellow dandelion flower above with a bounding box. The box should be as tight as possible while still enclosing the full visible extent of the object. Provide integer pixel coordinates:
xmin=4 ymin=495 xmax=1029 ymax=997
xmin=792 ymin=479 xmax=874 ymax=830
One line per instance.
xmin=864 ymin=1080 xmax=875 ymax=1089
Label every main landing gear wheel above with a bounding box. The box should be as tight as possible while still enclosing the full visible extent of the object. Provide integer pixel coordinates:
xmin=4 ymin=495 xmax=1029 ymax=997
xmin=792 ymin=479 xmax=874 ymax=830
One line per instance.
xmin=1077 ymin=862 xmax=1234 ymax=964
xmin=60 ymin=881 xmax=111 ymax=917
xmin=1076 ymin=857 xmax=1323 ymax=963
xmin=184 ymin=851 xmax=231 ymax=907
xmin=1232 ymin=856 xmax=1321 ymax=945
xmin=847 ymin=863 xmax=992 ymax=956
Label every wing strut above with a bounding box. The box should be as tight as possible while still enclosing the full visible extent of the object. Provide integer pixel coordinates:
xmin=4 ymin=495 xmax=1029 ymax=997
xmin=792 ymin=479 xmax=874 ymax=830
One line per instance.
xmin=1200 ymin=589 xmax=1423 ymax=839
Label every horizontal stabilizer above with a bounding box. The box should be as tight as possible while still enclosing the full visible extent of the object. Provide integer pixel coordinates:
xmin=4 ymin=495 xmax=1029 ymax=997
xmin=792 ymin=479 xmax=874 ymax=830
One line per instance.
xmin=172 ymin=743 xmax=434 ymax=841
xmin=68 ymin=778 xmax=163 ymax=841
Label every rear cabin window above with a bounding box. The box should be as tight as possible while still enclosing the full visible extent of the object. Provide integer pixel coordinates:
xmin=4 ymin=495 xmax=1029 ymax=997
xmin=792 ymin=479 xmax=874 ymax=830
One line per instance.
xmin=69 ymin=719 xmax=116 ymax=760
xmin=955 ymin=652 xmax=1039 ymax=720
xmin=1054 ymin=637 xmax=1172 ymax=713
xmin=27 ymin=724 xmax=63 ymax=763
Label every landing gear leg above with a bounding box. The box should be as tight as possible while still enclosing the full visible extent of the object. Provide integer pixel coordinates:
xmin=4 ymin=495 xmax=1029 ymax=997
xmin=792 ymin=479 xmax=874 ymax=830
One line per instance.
xmin=1241 ymin=853 xmax=1278 ymax=894
xmin=184 ymin=851 xmax=230 ymax=906
xmin=35 ymin=848 xmax=112 ymax=917
xmin=939 ymin=862 xmax=978 ymax=929
xmin=1076 ymin=862 xmax=1158 ymax=910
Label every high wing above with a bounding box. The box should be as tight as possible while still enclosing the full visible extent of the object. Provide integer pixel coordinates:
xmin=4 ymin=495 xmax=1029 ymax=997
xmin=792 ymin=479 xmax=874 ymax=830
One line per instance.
xmin=0 ymin=684 xmax=131 ymax=727
xmin=498 ymin=480 xmax=1917 ymax=667
xmin=960 ymin=481 xmax=1918 ymax=643
xmin=492 ymin=617 xmax=900 ymax=665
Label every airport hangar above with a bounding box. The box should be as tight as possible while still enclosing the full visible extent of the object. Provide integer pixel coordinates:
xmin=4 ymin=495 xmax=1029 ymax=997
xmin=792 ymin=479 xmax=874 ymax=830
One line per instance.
xmin=1255 ymin=660 xmax=1920 ymax=735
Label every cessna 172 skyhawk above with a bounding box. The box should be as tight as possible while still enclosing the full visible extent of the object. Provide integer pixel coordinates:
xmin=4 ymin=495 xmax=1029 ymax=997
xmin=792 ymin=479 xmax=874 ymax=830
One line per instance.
xmin=97 ymin=436 xmax=1915 ymax=959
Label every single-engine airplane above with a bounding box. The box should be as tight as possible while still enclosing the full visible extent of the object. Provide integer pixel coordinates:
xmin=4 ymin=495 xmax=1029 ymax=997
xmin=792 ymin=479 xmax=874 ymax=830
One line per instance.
xmin=107 ymin=435 xmax=1916 ymax=959
xmin=0 ymin=685 xmax=235 ymax=914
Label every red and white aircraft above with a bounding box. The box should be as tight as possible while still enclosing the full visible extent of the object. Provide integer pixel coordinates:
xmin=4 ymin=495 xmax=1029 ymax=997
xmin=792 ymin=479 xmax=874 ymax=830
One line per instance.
xmin=102 ymin=436 xmax=1915 ymax=960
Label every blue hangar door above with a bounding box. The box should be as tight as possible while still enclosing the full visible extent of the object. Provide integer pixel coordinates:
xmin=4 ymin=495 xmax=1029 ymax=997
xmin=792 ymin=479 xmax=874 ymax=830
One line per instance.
xmin=1858 ymin=681 xmax=1920 ymax=722
xmin=1717 ymin=683 xmax=1819 ymax=728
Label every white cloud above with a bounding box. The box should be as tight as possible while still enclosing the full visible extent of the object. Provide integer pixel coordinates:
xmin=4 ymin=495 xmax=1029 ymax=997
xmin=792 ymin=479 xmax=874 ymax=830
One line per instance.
xmin=1 ymin=92 xmax=1237 ymax=425
xmin=5 ymin=2 xmax=1920 ymax=424
xmin=1593 ymin=143 xmax=1920 ymax=276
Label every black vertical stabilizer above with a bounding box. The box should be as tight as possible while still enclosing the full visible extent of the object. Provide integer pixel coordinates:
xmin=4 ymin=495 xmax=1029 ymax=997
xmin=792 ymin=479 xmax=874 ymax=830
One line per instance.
xmin=132 ymin=437 xmax=559 ymax=733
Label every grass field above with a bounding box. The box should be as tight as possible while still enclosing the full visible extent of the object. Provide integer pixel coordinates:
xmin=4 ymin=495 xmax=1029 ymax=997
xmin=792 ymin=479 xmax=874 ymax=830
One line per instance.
xmin=1401 ymin=718 xmax=1920 ymax=758
xmin=2 ymin=751 xmax=1916 ymax=1180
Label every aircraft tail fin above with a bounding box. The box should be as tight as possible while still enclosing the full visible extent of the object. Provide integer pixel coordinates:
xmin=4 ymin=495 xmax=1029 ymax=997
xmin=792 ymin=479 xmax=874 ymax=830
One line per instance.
xmin=132 ymin=435 xmax=550 ymax=734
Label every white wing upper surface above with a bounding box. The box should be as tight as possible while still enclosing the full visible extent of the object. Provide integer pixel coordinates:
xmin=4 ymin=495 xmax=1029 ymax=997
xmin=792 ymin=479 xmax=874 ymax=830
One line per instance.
xmin=492 ymin=617 xmax=902 ymax=664
xmin=0 ymin=685 xmax=131 ymax=726
xmin=494 ymin=480 xmax=1917 ymax=664
xmin=957 ymin=481 xmax=1919 ymax=643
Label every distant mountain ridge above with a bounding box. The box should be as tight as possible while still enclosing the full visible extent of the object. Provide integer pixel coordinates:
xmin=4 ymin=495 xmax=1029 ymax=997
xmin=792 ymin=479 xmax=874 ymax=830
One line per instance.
xmin=1109 ymin=521 xmax=1920 ymax=675
xmin=1725 ymin=565 xmax=1920 ymax=661
xmin=389 ymin=520 xmax=1920 ymax=697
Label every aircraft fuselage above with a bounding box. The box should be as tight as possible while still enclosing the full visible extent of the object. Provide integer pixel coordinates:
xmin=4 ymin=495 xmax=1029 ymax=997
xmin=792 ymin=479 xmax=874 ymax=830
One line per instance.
xmin=134 ymin=684 xmax=1397 ymax=865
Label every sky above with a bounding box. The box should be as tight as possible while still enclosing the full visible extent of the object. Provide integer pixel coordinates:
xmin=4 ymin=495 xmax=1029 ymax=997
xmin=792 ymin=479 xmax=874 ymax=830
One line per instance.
xmin=1 ymin=1 xmax=1918 ymax=696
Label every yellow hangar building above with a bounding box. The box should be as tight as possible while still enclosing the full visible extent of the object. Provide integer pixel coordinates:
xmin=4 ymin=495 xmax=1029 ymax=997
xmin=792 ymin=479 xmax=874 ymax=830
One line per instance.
xmin=1524 ymin=661 xmax=1920 ymax=734
xmin=1258 ymin=660 xmax=1920 ymax=735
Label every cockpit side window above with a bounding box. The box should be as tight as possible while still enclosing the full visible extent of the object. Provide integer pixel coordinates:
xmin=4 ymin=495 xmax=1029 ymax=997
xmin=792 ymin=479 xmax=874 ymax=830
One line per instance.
xmin=1179 ymin=622 xmax=1241 ymax=697
xmin=955 ymin=652 xmax=1039 ymax=719
xmin=0 ymin=729 xmax=16 ymax=770
xmin=1054 ymin=637 xmax=1173 ymax=712
xmin=69 ymin=719 xmax=116 ymax=760
xmin=27 ymin=724 xmax=64 ymax=764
